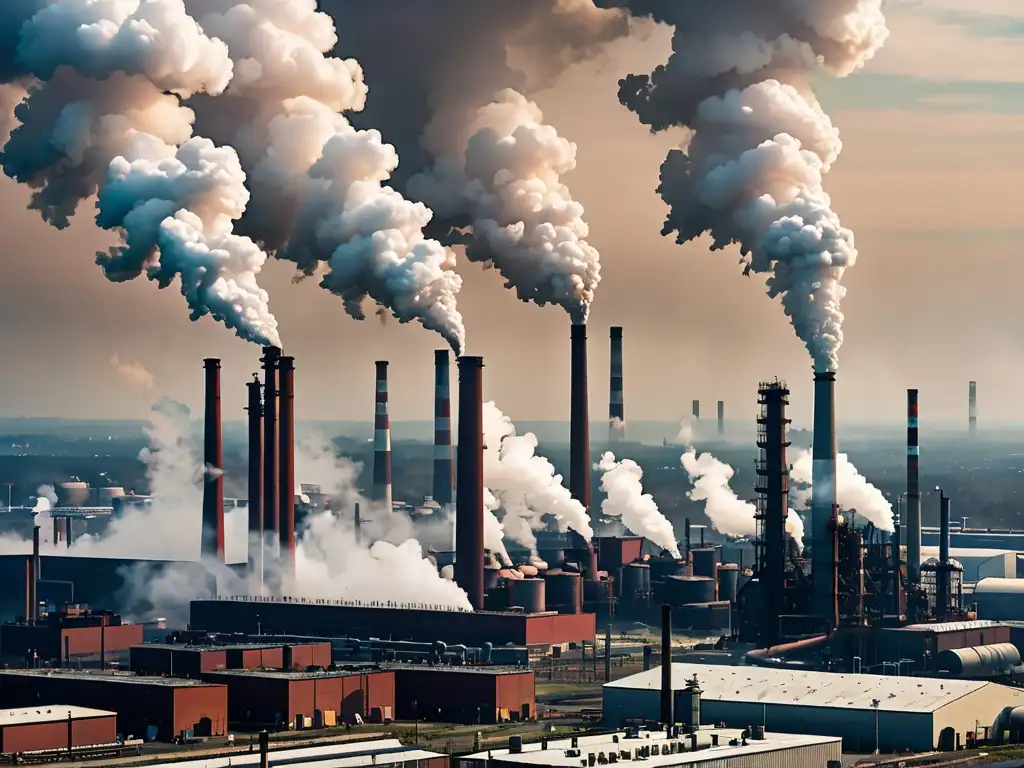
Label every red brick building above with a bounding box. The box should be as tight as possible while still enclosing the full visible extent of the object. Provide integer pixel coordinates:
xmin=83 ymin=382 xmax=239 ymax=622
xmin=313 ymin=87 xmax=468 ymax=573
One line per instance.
xmin=393 ymin=667 xmax=535 ymax=725
xmin=0 ymin=705 xmax=116 ymax=754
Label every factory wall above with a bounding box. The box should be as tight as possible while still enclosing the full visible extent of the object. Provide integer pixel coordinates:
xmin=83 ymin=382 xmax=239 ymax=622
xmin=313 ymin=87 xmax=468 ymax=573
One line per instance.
xmin=129 ymin=647 xmax=228 ymax=678
xmin=394 ymin=670 xmax=534 ymax=725
xmin=0 ymin=713 xmax=117 ymax=754
xmin=226 ymin=646 xmax=284 ymax=670
xmin=1 ymin=624 xmax=144 ymax=664
xmin=284 ymin=642 xmax=332 ymax=669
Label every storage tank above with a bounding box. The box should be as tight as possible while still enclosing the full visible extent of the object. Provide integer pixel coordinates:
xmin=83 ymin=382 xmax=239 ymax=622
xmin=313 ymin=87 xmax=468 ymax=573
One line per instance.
xmin=56 ymin=482 xmax=91 ymax=507
xmin=97 ymin=487 xmax=125 ymax=503
xmin=717 ymin=563 xmax=740 ymax=602
xmin=545 ymin=572 xmax=582 ymax=614
xmin=936 ymin=643 xmax=1021 ymax=677
xmin=484 ymin=567 xmax=501 ymax=592
xmin=508 ymin=578 xmax=546 ymax=613
xmin=691 ymin=548 xmax=720 ymax=579
xmin=620 ymin=563 xmax=650 ymax=598
xmin=662 ymin=575 xmax=716 ymax=606
xmin=649 ymin=556 xmax=687 ymax=582
xmin=973 ymin=578 xmax=1024 ymax=621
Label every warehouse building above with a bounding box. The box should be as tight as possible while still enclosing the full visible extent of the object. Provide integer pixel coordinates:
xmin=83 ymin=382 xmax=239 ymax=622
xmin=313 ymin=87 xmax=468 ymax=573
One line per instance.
xmin=0 ymin=669 xmax=227 ymax=742
xmin=393 ymin=666 xmax=535 ymax=725
xmin=603 ymin=663 xmax=1024 ymax=752
xmin=202 ymin=668 xmax=395 ymax=728
xmin=0 ymin=705 xmax=116 ymax=755
xmin=130 ymin=641 xmax=331 ymax=677
xmin=459 ymin=727 xmax=841 ymax=768
xmin=833 ymin=620 xmax=1012 ymax=672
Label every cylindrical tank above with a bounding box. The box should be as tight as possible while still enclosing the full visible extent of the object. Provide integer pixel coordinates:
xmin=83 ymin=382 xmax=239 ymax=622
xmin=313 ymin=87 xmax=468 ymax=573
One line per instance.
xmin=484 ymin=567 xmax=501 ymax=592
xmin=544 ymin=572 xmax=582 ymax=614
xmin=620 ymin=564 xmax=649 ymax=598
xmin=717 ymin=564 xmax=739 ymax=603
xmin=57 ymin=481 xmax=90 ymax=507
xmin=648 ymin=556 xmax=686 ymax=582
xmin=508 ymin=578 xmax=546 ymax=613
xmin=663 ymin=576 xmax=716 ymax=606
xmin=691 ymin=548 xmax=720 ymax=579
xmin=97 ymin=487 xmax=125 ymax=503
xmin=936 ymin=643 xmax=1021 ymax=677
xmin=973 ymin=578 xmax=1024 ymax=620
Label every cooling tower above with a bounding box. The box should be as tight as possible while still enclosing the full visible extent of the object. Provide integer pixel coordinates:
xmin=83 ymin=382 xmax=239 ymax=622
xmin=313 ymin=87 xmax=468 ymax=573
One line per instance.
xmin=969 ymin=381 xmax=977 ymax=434
xmin=609 ymin=326 xmax=624 ymax=443
xmin=433 ymin=350 xmax=455 ymax=506
xmin=261 ymin=346 xmax=281 ymax=560
xmin=246 ymin=376 xmax=263 ymax=588
xmin=906 ymin=389 xmax=921 ymax=583
xmin=372 ymin=361 xmax=393 ymax=511
xmin=278 ymin=356 xmax=296 ymax=578
xmin=455 ymin=356 xmax=485 ymax=610
xmin=810 ymin=371 xmax=838 ymax=629
xmin=201 ymin=358 xmax=225 ymax=562
xmin=569 ymin=324 xmax=598 ymax=581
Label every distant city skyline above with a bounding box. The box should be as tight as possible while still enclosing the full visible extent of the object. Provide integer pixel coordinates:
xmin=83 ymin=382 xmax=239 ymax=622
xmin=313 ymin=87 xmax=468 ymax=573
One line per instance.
xmin=0 ymin=2 xmax=1018 ymax=426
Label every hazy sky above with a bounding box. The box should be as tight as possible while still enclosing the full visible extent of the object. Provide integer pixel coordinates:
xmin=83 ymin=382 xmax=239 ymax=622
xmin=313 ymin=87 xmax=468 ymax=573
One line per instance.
xmin=0 ymin=1 xmax=1019 ymax=428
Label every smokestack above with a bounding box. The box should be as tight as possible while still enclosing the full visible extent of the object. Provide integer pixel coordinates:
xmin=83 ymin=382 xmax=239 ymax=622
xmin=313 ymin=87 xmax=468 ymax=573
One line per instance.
xmin=717 ymin=401 xmax=724 ymax=437
xmin=660 ymin=604 xmax=673 ymax=726
xmin=938 ymin=489 xmax=951 ymax=615
xmin=691 ymin=400 xmax=700 ymax=420
xmin=455 ymin=356 xmax=485 ymax=610
xmin=811 ymin=371 xmax=838 ymax=630
xmin=278 ymin=356 xmax=296 ymax=580
xmin=433 ymin=350 xmax=455 ymax=506
xmin=354 ymin=502 xmax=362 ymax=546
xmin=30 ymin=526 xmax=39 ymax=623
xmin=201 ymin=358 xmax=225 ymax=562
xmin=261 ymin=347 xmax=281 ymax=562
xmin=969 ymin=381 xmax=977 ymax=434
xmin=892 ymin=497 xmax=902 ymax=615
xmin=609 ymin=326 xmax=624 ymax=443
xmin=906 ymin=389 xmax=921 ymax=583
xmin=373 ymin=361 xmax=393 ymax=510
xmin=246 ymin=376 xmax=264 ymax=589
xmin=569 ymin=324 xmax=598 ymax=580
xmin=755 ymin=381 xmax=790 ymax=646
xmin=24 ymin=557 xmax=30 ymax=623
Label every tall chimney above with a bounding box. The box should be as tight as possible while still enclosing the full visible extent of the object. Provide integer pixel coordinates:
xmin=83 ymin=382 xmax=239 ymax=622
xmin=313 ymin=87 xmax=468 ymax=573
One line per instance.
xmin=201 ymin=358 xmax=225 ymax=561
xmin=373 ymin=361 xmax=393 ymax=511
xmin=717 ymin=400 xmax=725 ymax=437
xmin=810 ymin=371 xmax=838 ymax=629
xmin=938 ymin=490 xmax=951 ymax=615
xmin=755 ymin=381 xmax=790 ymax=646
xmin=609 ymin=326 xmax=625 ymax=443
xmin=906 ymin=389 xmax=921 ymax=583
xmin=354 ymin=502 xmax=362 ymax=546
xmin=968 ymin=381 xmax=977 ymax=434
xmin=30 ymin=526 xmax=39 ymax=623
xmin=691 ymin=400 xmax=700 ymax=420
xmin=24 ymin=557 xmax=30 ymax=624
xmin=261 ymin=347 xmax=281 ymax=562
xmin=433 ymin=350 xmax=455 ymax=507
xmin=660 ymin=604 xmax=673 ymax=726
xmin=455 ymin=356 xmax=485 ymax=610
xmin=892 ymin=497 xmax=902 ymax=615
xmin=246 ymin=376 xmax=264 ymax=588
xmin=278 ymin=356 xmax=296 ymax=580
xmin=570 ymin=324 xmax=599 ymax=580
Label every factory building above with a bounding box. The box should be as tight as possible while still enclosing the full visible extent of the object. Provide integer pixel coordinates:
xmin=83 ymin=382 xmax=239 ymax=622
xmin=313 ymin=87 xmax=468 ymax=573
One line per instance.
xmin=143 ymin=737 xmax=448 ymax=768
xmin=1 ymin=605 xmax=143 ymax=666
xmin=603 ymin=663 xmax=1024 ymax=752
xmin=459 ymin=728 xmax=841 ymax=768
xmin=392 ymin=667 xmax=535 ymax=724
xmin=921 ymin=547 xmax=1017 ymax=581
xmin=833 ymin=620 xmax=1013 ymax=673
xmin=201 ymin=668 xmax=395 ymax=728
xmin=129 ymin=641 xmax=332 ymax=677
xmin=0 ymin=705 xmax=116 ymax=755
xmin=974 ymin=579 xmax=1024 ymax=620
xmin=0 ymin=669 xmax=228 ymax=742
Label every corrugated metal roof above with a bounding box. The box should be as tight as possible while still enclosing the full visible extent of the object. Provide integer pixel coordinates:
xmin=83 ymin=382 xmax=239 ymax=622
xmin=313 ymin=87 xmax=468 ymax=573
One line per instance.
xmin=605 ymin=663 xmax=992 ymax=713
xmin=0 ymin=705 xmax=114 ymax=725
xmin=898 ymin=620 xmax=1006 ymax=632
xmin=139 ymin=737 xmax=446 ymax=767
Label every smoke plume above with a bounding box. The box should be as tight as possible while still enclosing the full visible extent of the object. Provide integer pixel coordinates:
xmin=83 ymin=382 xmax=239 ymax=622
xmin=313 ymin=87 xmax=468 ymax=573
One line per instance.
xmin=604 ymin=0 xmax=888 ymax=372
xmin=681 ymin=447 xmax=804 ymax=549
xmin=595 ymin=451 xmax=679 ymax=556
xmin=790 ymin=448 xmax=893 ymax=532
xmin=1 ymin=0 xmax=281 ymax=347
xmin=483 ymin=400 xmax=593 ymax=550
xmin=109 ymin=353 xmax=154 ymax=393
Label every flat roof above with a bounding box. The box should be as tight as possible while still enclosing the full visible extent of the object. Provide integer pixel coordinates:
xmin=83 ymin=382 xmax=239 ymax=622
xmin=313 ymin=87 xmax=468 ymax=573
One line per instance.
xmin=465 ymin=728 xmax=839 ymax=767
xmin=897 ymin=620 xmax=1006 ymax=633
xmin=205 ymin=664 xmax=530 ymax=681
xmin=141 ymin=737 xmax=446 ymax=767
xmin=0 ymin=669 xmax=221 ymax=688
xmin=133 ymin=642 xmax=302 ymax=652
xmin=605 ymin=663 xmax=994 ymax=714
xmin=0 ymin=705 xmax=115 ymax=726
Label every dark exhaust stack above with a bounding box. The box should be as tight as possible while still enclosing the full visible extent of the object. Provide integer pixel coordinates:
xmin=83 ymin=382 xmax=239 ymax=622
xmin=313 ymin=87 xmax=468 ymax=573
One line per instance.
xmin=246 ymin=375 xmax=264 ymax=589
xmin=278 ymin=356 xmax=296 ymax=579
xmin=811 ymin=371 xmax=838 ymax=630
xmin=570 ymin=324 xmax=598 ymax=581
xmin=609 ymin=326 xmax=624 ymax=443
xmin=717 ymin=400 xmax=725 ymax=437
xmin=661 ymin=604 xmax=673 ymax=726
xmin=261 ymin=347 xmax=281 ymax=562
xmin=201 ymin=358 xmax=225 ymax=561
xmin=906 ymin=389 xmax=921 ymax=583
xmin=30 ymin=526 xmax=40 ymax=623
xmin=938 ymin=489 xmax=951 ymax=615
xmin=433 ymin=350 xmax=455 ymax=506
xmin=455 ymin=356 xmax=485 ymax=610
xmin=691 ymin=400 xmax=699 ymax=420
xmin=373 ymin=361 xmax=393 ymax=510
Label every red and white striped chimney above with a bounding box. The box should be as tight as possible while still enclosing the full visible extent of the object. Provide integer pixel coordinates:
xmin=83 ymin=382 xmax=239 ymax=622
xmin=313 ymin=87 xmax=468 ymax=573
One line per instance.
xmin=373 ymin=361 xmax=393 ymax=510
xmin=201 ymin=358 xmax=225 ymax=562
xmin=433 ymin=350 xmax=455 ymax=507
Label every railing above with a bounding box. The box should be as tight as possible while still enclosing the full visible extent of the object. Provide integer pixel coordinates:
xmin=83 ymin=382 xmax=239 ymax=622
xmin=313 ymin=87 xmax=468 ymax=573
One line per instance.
xmin=214 ymin=595 xmax=472 ymax=613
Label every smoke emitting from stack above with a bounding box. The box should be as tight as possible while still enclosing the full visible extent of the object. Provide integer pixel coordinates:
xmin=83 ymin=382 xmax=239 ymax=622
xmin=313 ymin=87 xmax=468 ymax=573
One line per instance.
xmin=373 ymin=362 xmax=393 ymax=512
xmin=906 ymin=389 xmax=921 ymax=583
xmin=433 ymin=350 xmax=455 ymax=507
xmin=969 ymin=381 xmax=977 ymax=434
xmin=609 ymin=327 xmax=624 ymax=443
xmin=810 ymin=371 xmax=838 ymax=629
xmin=455 ymin=356 xmax=486 ymax=610
xmin=201 ymin=358 xmax=224 ymax=562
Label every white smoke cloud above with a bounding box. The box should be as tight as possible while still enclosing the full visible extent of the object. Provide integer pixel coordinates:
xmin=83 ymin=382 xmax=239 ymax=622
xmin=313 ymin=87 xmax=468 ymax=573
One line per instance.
xmin=790 ymin=448 xmax=893 ymax=532
xmin=681 ymin=448 xmax=804 ymax=550
xmin=609 ymin=1 xmax=889 ymax=371
xmin=482 ymin=400 xmax=593 ymax=551
xmin=109 ymin=353 xmax=154 ymax=393
xmin=595 ymin=451 xmax=679 ymax=557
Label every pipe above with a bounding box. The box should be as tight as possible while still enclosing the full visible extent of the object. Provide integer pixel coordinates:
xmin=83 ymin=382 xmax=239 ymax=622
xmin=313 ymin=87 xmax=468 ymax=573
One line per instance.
xmin=569 ymin=324 xmax=598 ymax=581
xmin=717 ymin=400 xmax=724 ymax=437
xmin=455 ymin=355 xmax=485 ymax=610
xmin=278 ymin=356 xmax=296 ymax=580
xmin=202 ymin=358 xmax=225 ymax=561
xmin=811 ymin=371 xmax=838 ymax=630
xmin=433 ymin=350 xmax=455 ymax=506
xmin=906 ymin=389 xmax=921 ymax=583
xmin=660 ymin=604 xmax=673 ymax=726
xmin=691 ymin=400 xmax=699 ymax=420
xmin=373 ymin=361 xmax=393 ymax=510
xmin=938 ymin=490 xmax=951 ymax=615
xmin=31 ymin=526 xmax=39 ymax=623
xmin=744 ymin=634 xmax=828 ymax=668
xmin=609 ymin=326 xmax=624 ymax=444
xmin=246 ymin=376 xmax=264 ymax=590
xmin=261 ymin=346 xmax=281 ymax=561
xmin=969 ymin=381 xmax=977 ymax=434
